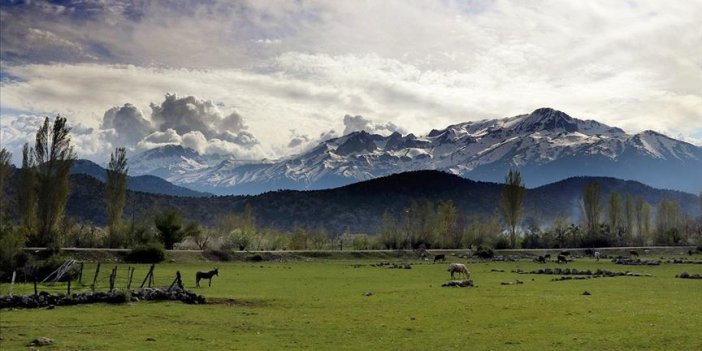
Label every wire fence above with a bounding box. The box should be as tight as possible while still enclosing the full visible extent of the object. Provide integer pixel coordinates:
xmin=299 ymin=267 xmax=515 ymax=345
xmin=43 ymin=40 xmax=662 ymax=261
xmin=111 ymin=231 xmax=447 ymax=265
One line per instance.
xmin=0 ymin=263 xmax=184 ymax=297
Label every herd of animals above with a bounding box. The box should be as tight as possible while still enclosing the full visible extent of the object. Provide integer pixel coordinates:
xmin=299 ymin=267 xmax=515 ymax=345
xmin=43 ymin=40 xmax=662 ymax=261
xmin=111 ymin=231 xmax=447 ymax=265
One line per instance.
xmin=194 ymin=248 xmax=699 ymax=288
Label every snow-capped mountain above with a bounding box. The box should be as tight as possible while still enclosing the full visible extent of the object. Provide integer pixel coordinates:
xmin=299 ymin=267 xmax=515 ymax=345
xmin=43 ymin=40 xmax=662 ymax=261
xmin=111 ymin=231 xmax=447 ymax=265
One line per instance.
xmin=129 ymin=145 xmax=228 ymax=180
xmin=129 ymin=108 xmax=702 ymax=195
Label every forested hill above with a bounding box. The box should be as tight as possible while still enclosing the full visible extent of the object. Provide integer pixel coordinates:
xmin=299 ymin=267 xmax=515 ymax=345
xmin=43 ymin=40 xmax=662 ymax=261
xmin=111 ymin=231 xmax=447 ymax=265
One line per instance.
xmin=4 ymin=170 xmax=699 ymax=233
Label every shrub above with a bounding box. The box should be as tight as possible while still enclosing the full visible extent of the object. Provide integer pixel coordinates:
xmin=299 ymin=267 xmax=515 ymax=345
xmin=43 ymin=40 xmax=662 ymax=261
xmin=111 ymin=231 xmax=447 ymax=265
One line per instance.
xmin=494 ymin=237 xmax=510 ymax=250
xmin=475 ymin=245 xmax=494 ymax=259
xmin=204 ymin=249 xmax=233 ymax=262
xmin=0 ymin=225 xmax=28 ymax=275
xmin=125 ymin=244 xmax=165 ymax=263
xmin=246 ymin=254 xmax=263 ymax=262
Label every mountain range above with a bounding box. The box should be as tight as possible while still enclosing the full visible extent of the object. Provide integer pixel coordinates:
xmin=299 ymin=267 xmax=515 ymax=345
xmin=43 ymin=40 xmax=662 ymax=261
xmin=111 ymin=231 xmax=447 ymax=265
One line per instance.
xmin=126 ymin=108 xmax=702 ymax=195
xmin=70 ymin=159 xmax=210 ymax=197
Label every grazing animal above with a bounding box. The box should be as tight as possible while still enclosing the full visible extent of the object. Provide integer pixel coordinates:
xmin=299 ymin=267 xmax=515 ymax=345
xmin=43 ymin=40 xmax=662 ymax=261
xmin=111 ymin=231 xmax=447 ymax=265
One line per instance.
xmin=535 ymin=256 xmax=546 ymax=264
xmin=543 ymin=254 xmax=551 ymax=261
xmin=594 ymin=251 xmax=601 ymax=261
xmin=195 ymin=268 xmax=219 ymax=287
xmin=447 ymin=263 xmax=471 ymax=280
xmin=629 ymin=250 xmax=639 ymax=257
xmin=434 ymin=254 xmax=446 ymax=263
xmin=557 ymin=255 xmax=568 ymax=264
xmin=688 ymin=250 xmax=693 ymax=256
xmin=559 ymin=251 xmax=571 ymax=257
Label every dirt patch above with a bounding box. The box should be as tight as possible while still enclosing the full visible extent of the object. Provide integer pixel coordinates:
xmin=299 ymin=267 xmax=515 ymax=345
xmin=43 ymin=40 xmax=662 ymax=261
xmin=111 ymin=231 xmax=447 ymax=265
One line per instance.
xmin=207 ymin=297 xmax=272 ymax=307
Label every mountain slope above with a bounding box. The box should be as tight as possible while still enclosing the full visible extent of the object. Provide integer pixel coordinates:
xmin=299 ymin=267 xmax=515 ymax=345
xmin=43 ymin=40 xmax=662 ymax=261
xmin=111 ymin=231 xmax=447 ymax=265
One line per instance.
xmin=4 ymin=171 xmax=689 ymax=233
xmin=129 ymin=108 xmax=702 ymax=195
xmin=71 ymin=159 xmax=210 ymax=197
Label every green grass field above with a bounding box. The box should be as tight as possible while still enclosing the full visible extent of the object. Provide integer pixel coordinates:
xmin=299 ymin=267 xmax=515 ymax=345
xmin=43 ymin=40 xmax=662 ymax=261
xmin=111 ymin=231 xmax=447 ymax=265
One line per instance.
xmin=1 ymin=257 xmax=701 ymax=350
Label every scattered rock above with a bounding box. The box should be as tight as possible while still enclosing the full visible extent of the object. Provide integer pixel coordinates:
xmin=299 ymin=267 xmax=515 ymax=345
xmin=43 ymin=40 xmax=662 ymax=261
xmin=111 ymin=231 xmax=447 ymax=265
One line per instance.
xmin=490 ymin=269 xmax=505 ymax=272
xmin=362 ymin=291 xmax=373 ymax=297
xmin=582 ymin=291 xmax=591 ymax=296
xmin=28 ymin=337 xmax=54 ymax=347
xmin=1 ymin=288 xmax=206 ymax=310
xmin=145 ymin=337 xmax=156 ymax=342
xmin=442 ymin=280 xmax=475 ymax=288
xmin=612 ymin=258 xmax=661 ymax=266
xmin=676 ymin=272 xmax=702 ymax=279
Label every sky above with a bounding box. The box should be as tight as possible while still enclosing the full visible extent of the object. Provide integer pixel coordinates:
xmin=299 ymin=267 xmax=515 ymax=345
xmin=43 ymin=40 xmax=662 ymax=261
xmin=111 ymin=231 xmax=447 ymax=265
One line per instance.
xmin=1 ymin=0 xmax=701 ymax=164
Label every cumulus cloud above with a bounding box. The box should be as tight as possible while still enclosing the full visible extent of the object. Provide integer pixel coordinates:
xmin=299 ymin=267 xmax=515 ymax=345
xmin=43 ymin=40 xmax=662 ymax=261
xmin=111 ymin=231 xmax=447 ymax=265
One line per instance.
xmin=287 ymin=130 xmax=310 ymax=148
xmin=142 ymin=93 xmax=261 ymax=156
xmin=101 ymin=103 xmax=153 ymax=146
xmin=342 ymin=114 xmax=406 ymax=135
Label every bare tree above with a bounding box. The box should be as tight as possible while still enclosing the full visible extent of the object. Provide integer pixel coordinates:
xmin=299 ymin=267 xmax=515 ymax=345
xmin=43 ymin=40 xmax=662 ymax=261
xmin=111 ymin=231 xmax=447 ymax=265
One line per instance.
xmin=623 ymin=194 xmax=635 ymax=245
xmin=582 ymin=181 xmax=602 ymax=237
xmin=33 ymin=116 xmax=76 ymax=246
xmin=607 ymin=191 xmax=622 ymax=243
xmin=0 ymin=148 xmax=11 ymax=217
xmin=106 ymin=147 xmax=128 ymax=247
xmin=655 ymin=199 xmax=682 ymax=245
xmin=500 ymin=170 xmax=526 ymax=249
xmin=635 ymin=197 xmax=651 ymax=244
xmin=18 ymin=144 xmax=37 ymax=236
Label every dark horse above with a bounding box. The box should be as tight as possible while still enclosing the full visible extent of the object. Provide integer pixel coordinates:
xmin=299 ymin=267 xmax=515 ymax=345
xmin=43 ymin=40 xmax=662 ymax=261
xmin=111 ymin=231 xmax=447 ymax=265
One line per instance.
xmin=196 ymin=268 xmax=219 ymax=287
xmin=434 ymin=254 xmax=446 ymax=263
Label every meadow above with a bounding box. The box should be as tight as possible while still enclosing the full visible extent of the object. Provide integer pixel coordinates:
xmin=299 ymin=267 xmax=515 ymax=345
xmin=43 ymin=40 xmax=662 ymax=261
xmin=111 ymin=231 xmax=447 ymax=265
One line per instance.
xmin=1 ymin=255 xmax=701 ymax=350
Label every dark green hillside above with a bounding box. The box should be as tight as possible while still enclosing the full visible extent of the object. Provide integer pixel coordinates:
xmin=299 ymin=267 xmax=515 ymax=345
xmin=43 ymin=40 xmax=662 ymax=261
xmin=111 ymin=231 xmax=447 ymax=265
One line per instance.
xmin=3 ymin=170 xmax=699 ymax=233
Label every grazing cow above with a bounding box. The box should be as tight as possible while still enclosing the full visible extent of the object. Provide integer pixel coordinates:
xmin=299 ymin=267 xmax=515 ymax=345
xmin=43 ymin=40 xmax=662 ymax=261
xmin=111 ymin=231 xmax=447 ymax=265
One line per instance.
xmin=434 ymin=254 xmax=446 ymax=263
xmin=535 ymin=256 xmax=546 ymax=264
xmin=196 ymin=268 xmax=219 ymax=287
xmin=557 ymin=255 xmax=568 ymax=264
xmin=688 ymin=250 xmax=693 ymax=256
xmin=629 ymin=250 xmax=639 ymax=257
xmin=447 ymin=263 xmax=471 ymax=280
xmin=594 ymin=251 xmax=601 ymax=261
xmin=543 ymin=254 xmax=551 ymax=261
xmin=559 ymin=251 xmax=571 ymax=257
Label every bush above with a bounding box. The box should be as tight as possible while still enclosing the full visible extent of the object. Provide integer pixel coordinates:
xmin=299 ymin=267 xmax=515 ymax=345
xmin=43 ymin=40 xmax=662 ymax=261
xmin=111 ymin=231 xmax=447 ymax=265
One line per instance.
xmin=125 ymin=244 xmax=165 ymax=263
xmin=475 ymin=245 xmax=494 ymax=259
xmin=494 ymin=237 xmax=510 ymax=250
xmin=0 ymin=225 xmax=28 ymax=275
xmin=246 ymin=254 xmax=263 ymax=262
xmin=204 ymin=249 xmax=233 ymax=262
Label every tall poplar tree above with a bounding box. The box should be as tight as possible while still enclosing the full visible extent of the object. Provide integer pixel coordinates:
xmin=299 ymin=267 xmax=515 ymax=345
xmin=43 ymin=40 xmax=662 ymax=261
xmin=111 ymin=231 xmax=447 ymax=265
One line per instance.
xmin=501 ymin=170 xmax=526 ymax=249
xmin=106 ymin=147 xmax=128 ymax=247
xmin=33 ymin=116 xmax=76 ymax=246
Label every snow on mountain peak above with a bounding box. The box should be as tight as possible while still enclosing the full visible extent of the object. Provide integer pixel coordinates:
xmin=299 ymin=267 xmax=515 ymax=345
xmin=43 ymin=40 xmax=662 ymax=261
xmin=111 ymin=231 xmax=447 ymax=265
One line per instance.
xmin=128 ymin=109 xmax=702 ymax=195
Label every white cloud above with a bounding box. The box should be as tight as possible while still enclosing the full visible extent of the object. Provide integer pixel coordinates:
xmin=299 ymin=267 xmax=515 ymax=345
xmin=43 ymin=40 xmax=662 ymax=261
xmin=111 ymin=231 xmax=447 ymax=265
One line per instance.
xmin=1 ymin=0 xmax=701 ymax=161
xmin=101 ymin=103 xmax=153 ymax=146
xmin=342 ymin=114 xmax=406 ymax=135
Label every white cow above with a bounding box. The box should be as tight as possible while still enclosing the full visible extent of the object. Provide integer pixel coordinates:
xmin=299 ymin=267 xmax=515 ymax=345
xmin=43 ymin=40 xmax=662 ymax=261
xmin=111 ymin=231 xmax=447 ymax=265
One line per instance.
xmin=594 ymin=251 xmax=601 ymax=261
xmin=448 ymin=263 xmax=471 ymax=280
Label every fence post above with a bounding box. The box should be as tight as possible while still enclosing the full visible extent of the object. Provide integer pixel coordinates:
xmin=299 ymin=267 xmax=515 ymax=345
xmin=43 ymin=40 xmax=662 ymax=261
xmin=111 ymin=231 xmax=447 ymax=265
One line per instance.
xmin=168 ymin=271 xmax=184 ymax=291
xmin=148 ymin=264 xmax=155 ymax=287
xmin=126 ymin=267 xmax=134 ymax=290
xmin=140 ymin=264 xmax=155 ymax=288
xmin=9 ymin=271 xmax=16 ymax=297
xmin=78 ymin=262 xmax=84 ymax=283
xmin=67 ymin=278 xmax=71 ymax=295
xmin=91 ymin=262 xmax=101 ymax=291
xmin=109 ymin=266 xmax=117 ymax=291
